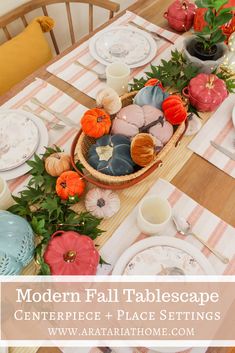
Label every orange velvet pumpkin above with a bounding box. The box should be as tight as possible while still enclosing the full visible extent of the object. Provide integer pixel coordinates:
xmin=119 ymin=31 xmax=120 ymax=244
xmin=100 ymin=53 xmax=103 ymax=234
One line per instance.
xmin=193 ymin=8 xmax=207 ymax=32
xmin=56 ymin=171 xmax=85 ymax=200
xmin=162 ymin=95 xmax=187 ymax=125
xmin=81 ymin=108 xmax=111 ymax=138
xmin=131 ymin=133 xmax=156 ymax=167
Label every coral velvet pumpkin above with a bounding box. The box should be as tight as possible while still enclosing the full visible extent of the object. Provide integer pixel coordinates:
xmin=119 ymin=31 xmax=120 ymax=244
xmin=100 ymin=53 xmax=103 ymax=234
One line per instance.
xmin=56 ymin=171 xmax=85 ymax=200
xmin=44 ymin=230 xmax=99 ymax=275
xmin=45 ymin=152 xmax=71 ymax=177
xmin=88 ymin=134 xmax=136 ymax=176
xmin=162 ymin=95 xmax=187 ymax=125
xmin=81 ymin=108 xmax=111 ymax=138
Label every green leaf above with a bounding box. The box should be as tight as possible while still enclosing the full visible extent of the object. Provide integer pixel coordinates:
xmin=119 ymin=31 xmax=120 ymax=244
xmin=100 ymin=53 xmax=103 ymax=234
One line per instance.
xmin=204 ymin=8 xmax=215 ymax=26
xmin=27 ymin=154 xmax=45 ymax=175
xmin=210 ymin=29 xmax=227 ymax=44
xmin=41 ymin=196 xmax=63 ymax=220
xmin=214 ymin=12 xmax=233 ymax=27
xmin=43 ymin=145 xmax=63 ymax=159
xmin=214 ymin=0 xmax=230 ymax=12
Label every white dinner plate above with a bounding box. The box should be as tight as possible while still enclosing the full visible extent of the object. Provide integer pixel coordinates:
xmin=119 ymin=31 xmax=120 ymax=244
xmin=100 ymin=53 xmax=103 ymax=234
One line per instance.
xmin=89 ymin=25 xmax=157 ymax=68
xmin=0 ymin=110 xmax=39 ymax=171
xmin=0 ymin=110 xmax=49 ymax=181
xmin=232 ymin=104 xmax=235 ymax=128
xmin=112 ymin=236 xmax=215 ymax=275
xmin=112 ymin=236 xmax=215 ymax=353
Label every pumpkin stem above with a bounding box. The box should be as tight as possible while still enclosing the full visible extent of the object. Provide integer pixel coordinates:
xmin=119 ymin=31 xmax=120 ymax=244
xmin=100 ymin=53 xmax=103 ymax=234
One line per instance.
xmin=97 ymin=198 xmax=105 ymax=208
xmin=182 ymin=1 xmax=188 ymax=10
xmin=97 ymin=115 xmax=104 ymax=123
xmin=60 ymin=182 xmax=67 ymax=188
xmin=206 ymin=75 xmax=215 ymax=89
xmin=63 ymin=250 xmax=77 ymax=263
xmin=140 ymin=116 xmax=164 ymax=132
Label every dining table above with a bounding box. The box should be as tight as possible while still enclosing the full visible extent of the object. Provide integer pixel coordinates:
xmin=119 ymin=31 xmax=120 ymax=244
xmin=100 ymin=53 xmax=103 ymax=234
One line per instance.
xmin=0 ymin=0 xmax=234 ymax=353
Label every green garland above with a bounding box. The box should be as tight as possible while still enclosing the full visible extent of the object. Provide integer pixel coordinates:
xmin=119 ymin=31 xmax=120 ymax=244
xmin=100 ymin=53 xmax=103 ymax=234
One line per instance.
xmin=8 ymin=146 xmax=104 ymax=275
xmin=130 ymin=49 xmax=235 ymax=94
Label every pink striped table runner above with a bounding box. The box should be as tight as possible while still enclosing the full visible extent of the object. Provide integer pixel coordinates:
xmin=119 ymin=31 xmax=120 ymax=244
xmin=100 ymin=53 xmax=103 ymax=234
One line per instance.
xmin=62 ymin=178 xmax=235 ymax=353
xmin=1 ymin=78 xmax=87 ymax=195
xmin=188 ymin=94 xmax=235 ymax=178
xmin=47 ymin=11 xmax=183 ymax=99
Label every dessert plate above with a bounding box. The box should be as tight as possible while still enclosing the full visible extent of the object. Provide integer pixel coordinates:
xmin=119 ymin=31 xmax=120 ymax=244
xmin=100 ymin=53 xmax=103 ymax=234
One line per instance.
xmin=112 ymin=236 xmax=215 ymax=275
xmin=0 ymin=111 xmax=39 ymax=171
xmin=89 ymin=26 xmax=157 ymax=68
xmin=0 ymin=110 xmax=49 ymax=181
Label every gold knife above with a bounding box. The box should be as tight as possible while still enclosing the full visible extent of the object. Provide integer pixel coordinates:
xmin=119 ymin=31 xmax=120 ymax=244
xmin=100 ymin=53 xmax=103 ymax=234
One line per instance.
xmin=129 ymin=21 xmax=175 ymax=45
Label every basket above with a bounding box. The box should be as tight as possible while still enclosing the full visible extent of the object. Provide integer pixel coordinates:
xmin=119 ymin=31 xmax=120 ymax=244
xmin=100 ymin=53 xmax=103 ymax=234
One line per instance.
xmin=71 ymin=91 xmax=187 ymax=190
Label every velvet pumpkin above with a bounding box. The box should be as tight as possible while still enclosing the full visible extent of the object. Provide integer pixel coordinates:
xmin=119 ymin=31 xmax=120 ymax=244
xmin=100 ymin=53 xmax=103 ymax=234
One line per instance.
xmin=131 ymin=133 xmax=157 ymax=167
xmin=133 ymin=86 xmax=169 ymax=110
xmin=88 ymin=134 xmax=136 ymax=176
xmin=56 ymin=171 xmax=85 ymax=200
xmin=112 ymin=104 xmax=171 ymax=141
xmin=45 ymin=152 xmax=71 ymax=177
xmin=162 ymin=95 xmax=187 ymax=125
xmin=44 ymin=230 xmax=99 ymax=275
xmin=145 ymin=78 xmax=164 ymax=90
xmin=81 ymin=108 xmax=111 ymax=138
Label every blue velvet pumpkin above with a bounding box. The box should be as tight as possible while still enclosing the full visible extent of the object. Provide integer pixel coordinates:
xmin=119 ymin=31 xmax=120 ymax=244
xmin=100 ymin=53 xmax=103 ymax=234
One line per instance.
xmin=88 ymin=134 xmax=136 ymax=176
xmin=134 ymin=86 xmax=170 ymax=109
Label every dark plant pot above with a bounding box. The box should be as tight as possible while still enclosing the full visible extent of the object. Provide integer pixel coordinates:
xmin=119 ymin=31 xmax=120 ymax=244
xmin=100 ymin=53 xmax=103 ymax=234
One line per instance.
xmin=183 ymin=36 xmax=228 ymax=74
xmin=193 ymin=41 xmax=217 ymax=61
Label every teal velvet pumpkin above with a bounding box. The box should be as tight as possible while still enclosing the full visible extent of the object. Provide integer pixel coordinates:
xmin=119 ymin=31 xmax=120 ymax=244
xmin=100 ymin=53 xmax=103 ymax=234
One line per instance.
xmin=134 ymin=86 xmax=170 ymax=109
xmin=88 ymin=134 xmax=136 ymax=176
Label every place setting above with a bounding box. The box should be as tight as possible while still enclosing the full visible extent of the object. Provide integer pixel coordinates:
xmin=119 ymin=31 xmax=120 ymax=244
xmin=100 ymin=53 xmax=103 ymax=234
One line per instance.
xmin=46 ymin=10 xmax=181 ymax=99
xmin=0 ymin=78 xmax=88 ymax=187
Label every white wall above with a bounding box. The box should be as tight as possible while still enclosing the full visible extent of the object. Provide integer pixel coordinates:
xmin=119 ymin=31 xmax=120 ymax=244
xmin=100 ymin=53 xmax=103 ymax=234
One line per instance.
xmin=0 ymin=0 xmax=136 ymax=51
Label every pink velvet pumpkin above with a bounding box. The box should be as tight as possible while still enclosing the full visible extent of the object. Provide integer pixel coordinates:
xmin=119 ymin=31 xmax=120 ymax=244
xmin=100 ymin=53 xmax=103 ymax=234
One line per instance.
xmin=164 ymin=0 xmax=196 ymax=32
xmin=183 ymin=74 xmax=228 ymax=112
xmin=44 ymin=230 xmax=100 ymax=275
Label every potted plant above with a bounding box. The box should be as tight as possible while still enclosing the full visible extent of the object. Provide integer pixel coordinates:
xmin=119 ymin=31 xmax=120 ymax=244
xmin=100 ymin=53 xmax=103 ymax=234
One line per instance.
xmin=184 ymin=0 xmax=234 ymax=73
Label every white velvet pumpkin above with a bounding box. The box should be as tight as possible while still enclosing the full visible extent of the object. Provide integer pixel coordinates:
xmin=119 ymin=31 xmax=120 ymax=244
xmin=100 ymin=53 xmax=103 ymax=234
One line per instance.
xmin=96 ymin=87 xmax=122 ymax=115
xmin=85 ymin=188 xmax=120 ymax=219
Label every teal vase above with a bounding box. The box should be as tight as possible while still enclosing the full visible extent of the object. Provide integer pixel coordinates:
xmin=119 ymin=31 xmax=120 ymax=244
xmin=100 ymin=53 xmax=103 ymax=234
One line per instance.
xmin=0 ymin=211 xmax=34 ymax=275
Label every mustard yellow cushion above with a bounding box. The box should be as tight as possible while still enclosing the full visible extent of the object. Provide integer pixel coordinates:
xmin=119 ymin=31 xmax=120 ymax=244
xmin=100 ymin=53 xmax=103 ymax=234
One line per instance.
xmin=0 ymin=16 xmax=54 ymax=95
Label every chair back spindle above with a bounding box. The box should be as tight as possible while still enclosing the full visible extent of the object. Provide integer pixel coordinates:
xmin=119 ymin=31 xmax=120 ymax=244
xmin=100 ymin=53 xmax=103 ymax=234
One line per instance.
xmin=0 ymin=0 xmax=120 ymax=54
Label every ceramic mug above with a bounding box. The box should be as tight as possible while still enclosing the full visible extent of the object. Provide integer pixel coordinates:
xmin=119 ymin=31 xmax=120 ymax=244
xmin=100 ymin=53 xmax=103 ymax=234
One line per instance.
xmin=0 ymin=176 xmax=14 ymax=210
xmin=106 ymin=62 xmax=130 ymax=96
xmin=137 ymin=196 xmax=172 ymax=235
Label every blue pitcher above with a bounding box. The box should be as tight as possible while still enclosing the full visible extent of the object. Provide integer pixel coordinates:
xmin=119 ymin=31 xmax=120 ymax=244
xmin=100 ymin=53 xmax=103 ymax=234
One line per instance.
xmin=0 ymin=211 xmax=34 ymax=275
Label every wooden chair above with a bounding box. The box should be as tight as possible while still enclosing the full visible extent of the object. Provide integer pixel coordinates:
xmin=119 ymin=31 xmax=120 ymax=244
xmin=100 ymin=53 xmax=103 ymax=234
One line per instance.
xmin=0 ymin=0 xmax=120 ymax=54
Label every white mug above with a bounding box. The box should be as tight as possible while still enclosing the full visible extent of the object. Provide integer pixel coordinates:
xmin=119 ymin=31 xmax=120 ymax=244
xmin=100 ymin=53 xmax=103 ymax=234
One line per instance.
xmin=0 ymin=176 xmax=14 ymax=210
xmin=106 ymin=62 xmax=130 ymax=96
xmin=137 ymin=196 xmax=172 ymax=235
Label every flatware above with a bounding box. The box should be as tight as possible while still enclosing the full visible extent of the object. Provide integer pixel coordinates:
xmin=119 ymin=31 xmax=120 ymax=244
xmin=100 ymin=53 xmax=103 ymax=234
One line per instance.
xmin=173 ymin=215 xmax=229 ymax=264
xmin=129 ymin=21 xmax=175 ymax=45
xmin=74 ymin=61 xmax=106 ymax=81
xmin=22 ymin=105 xmax=65 ymax=130
xmin=30 ymin=97 xmax=78 ymax=129
xmin=210 ymin=140 xmax=235 ymax=161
